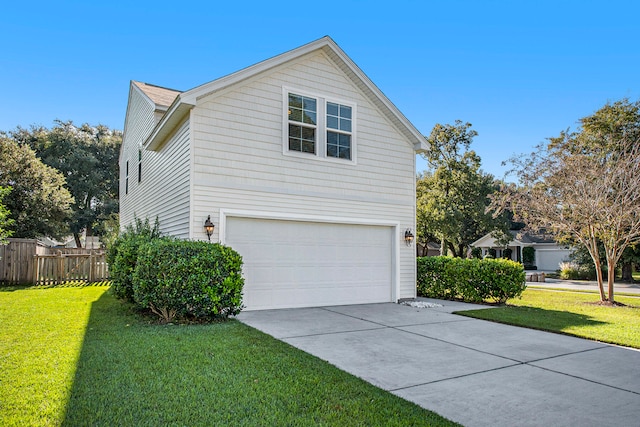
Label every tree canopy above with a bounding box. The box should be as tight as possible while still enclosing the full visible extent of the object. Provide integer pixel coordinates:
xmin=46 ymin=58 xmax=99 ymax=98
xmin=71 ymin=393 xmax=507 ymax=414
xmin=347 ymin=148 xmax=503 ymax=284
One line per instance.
xmin=0 ymin=137 xmax=73 ymax=238
xmin=9 ymin=120 xmax=121 ymax=246
xmin=0 ymin=186 xmax=14 ymax=244
xmin=417 ymin=120 xmax=511 ymax=257
xmin=493 ymin=99 xmax=640 ymax=303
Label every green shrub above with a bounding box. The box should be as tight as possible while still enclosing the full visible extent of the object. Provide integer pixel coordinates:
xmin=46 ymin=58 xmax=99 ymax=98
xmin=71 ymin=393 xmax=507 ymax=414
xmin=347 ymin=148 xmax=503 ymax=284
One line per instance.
xmin=470 ymin=247 xmax=483 ymax=259
xmin=417 ymin=256 xmax=526 ymax=304
xmin=132 ymin=238 xmax=244 ymax=322
xmin=106 ymin=218 xmax=161 ymax=302
xmin=522 ymin=246 xmax=536 ymax=268
xmin=558 ymin=261 xmax=595 ymax=280
xmin=488 ymin=248 xmax=497 ymax=258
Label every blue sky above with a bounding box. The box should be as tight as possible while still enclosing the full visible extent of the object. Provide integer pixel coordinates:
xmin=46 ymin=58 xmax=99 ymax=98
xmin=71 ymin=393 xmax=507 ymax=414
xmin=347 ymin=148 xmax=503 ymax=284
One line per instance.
xmin=1 ymin=1 xmax=638 ymax=179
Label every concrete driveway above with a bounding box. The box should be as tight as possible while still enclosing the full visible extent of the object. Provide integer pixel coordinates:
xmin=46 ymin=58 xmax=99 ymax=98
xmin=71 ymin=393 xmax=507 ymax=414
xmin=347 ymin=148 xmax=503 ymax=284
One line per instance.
xmin=237 ymin=299 xmax=640 ymax=427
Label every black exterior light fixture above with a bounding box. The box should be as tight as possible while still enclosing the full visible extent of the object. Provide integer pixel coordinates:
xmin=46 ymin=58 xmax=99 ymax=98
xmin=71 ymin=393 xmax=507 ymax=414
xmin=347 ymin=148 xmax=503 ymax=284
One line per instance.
xmin=204 ymin=215 xmax=215 ymax=241
xmin=404 ymin=228 xmax=414 ymax=246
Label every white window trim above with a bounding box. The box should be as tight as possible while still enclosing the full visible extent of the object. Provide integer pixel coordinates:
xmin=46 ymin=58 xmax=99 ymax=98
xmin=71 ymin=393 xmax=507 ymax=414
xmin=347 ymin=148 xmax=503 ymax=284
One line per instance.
xmin=282 ymin=86 xmax=357 ymax=165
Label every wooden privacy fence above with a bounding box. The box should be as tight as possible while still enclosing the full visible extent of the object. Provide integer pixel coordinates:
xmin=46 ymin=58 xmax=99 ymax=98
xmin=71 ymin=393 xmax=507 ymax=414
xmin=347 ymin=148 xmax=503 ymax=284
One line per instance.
xmin=34 ymin=251 xmax=109 ymax=285
xmin=1 ymin=238 xmax=109 ymax=285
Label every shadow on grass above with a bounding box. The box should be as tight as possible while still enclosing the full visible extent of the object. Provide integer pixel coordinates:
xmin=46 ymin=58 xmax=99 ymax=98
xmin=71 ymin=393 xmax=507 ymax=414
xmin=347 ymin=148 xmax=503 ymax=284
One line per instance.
xmin=456 ymin=306 xmax=608 ymax=331
xmin=0 ymin=281 xmax=111 ymax=292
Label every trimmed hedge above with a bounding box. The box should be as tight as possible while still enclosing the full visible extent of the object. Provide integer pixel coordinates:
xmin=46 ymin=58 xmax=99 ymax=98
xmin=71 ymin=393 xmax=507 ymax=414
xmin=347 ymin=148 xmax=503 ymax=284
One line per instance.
xmin=106 ymin=218 xmax=161 ymax=302
xmin=417 ymin=256 xmax=526 ymax=304
xmin=132 ymin=238 xmax=244 ymax=322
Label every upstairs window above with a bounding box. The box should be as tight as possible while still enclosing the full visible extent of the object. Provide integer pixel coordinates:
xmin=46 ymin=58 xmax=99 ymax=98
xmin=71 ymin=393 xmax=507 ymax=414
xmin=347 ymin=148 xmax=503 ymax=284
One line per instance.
xmin=284 ymin=88 xmax=356 ymax=163
xmin=326 ymin=102 xmax=352 ymax=160
xmin=137 ymin=149 xmax=142 ymax=183
xmin=288 ymin=93 xmax=317 ymax=154
xmin=125 ymin=160 xmax=129 ymax=195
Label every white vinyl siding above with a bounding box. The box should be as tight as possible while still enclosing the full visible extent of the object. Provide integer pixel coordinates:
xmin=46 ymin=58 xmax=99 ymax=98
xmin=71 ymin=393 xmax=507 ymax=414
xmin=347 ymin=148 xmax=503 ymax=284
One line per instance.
xmin=120 ymin=87 xmax=191 ymax=238
xmin=190 ymin=50 xmax=416 ymax=299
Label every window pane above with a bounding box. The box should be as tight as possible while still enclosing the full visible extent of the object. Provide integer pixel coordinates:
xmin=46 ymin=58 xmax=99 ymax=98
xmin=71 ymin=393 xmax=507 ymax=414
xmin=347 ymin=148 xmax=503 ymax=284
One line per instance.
xmin=289 ymin=94 xmax=302 ymax=109
xmin=339 ymin=133 xmax=351 ymax=146
xmin=339 ymin=105 xmax=352 ymax=119
xmin=303 ymin=111 xmax=316 ymax=125
xmin=302 ymin=141 xmax=315 ymax=153
xmin=289 ymin=124 xmax=301 ymax=138
xmin=339 ymin=146 xmax=351 ymax=160
xmin=340 ymin=118 xmax=351 ymax=132
xmin=327 ymin=116 xmax=339 ymax=129
xmin=327 ymin=131 xmax=338 ymax=144
xmin=289 ymin=107 xmax=302 ymax=122
xmin=327 ymin=102 xmax=339 ymax=116
xmin=301 ymin=127 xmax=315 ymax=141
xmin=303 ymin=97 xmax=316 ymax=112
xmin=289 ymin=138 xmax=301 ymax=151
xmin=327 ymin=144 xmax=337 ymax=158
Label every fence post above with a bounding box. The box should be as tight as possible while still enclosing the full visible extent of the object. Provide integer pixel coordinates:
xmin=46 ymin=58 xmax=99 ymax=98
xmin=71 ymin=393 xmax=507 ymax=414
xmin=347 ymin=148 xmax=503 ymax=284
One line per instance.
xmin=89 ymin=250 xmax=94 ymax=282
xmin=57 ymin=251 xmax=64 ymax=285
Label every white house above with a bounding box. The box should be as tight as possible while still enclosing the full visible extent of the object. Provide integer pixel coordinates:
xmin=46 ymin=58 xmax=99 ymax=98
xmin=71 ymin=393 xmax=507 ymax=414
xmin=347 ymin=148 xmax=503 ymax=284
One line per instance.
xmin=471 ymin=231 xmax=573 ymax=272
xmin=120 ymin=37 xmax=427 ymax=310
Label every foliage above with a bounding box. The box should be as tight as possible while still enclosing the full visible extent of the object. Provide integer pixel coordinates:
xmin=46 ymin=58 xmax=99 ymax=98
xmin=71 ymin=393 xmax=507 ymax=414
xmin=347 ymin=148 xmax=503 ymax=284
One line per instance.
xmin=417 ymin=256 xmax=526 ymax=303
xmin=470 ymin=247 xmax=482 ymax=259
xmin=417 ymin=120 xmax=511 ymax=257
xmin=558 ymin=261 xmax=595 ymax=280
xmin=132 ymin=238 xmax=244 ymax=322
xmin=106 ymin=217 xmax=161 ymax=302
xmin=492 ymin=99 xmax=640 ymax=302
xmin=458 ymin=288 xmax=640 ymax=349
xmin=502 ymin=248 xmax=513 ymax=259
xmin=1 ymin=286 xmax=457 ymax=427
xmin=0 ymin=137 xmax=73 ymax=238
xmin=522 ymin=246 xmax=535 ymax=267
xmin=9 ymin=121 xmax=122 ymax=247
xmin=0 ymin=186 xmax=14 ymax=244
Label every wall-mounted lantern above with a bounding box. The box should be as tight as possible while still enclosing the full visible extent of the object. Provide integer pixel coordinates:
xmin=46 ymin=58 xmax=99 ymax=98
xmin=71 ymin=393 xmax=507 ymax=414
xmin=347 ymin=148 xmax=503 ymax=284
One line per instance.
xmin=204 ymin=215 xmax=215 ymax=241
xmin=404 ymin=229 xmax=414 ymax=246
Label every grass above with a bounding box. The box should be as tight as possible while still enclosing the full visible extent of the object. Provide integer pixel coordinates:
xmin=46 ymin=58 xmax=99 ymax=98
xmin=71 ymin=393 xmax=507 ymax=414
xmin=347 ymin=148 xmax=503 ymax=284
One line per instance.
xmin=458 ymin=288 xmax=640 ymax=349
xmin=0 ymin=285 xmax=457 ymax=427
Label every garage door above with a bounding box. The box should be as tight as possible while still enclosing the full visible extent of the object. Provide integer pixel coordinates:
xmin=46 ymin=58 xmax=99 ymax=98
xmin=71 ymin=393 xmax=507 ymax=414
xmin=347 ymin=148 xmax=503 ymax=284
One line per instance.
xmin=225 ymin=217 xmax=393 ymax=310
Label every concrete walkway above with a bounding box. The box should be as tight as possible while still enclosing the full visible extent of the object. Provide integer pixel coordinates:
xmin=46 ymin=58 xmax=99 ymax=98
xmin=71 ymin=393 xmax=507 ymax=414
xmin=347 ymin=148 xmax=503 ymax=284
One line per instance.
xmin=237 ymin=300 xmax=640 ymax=427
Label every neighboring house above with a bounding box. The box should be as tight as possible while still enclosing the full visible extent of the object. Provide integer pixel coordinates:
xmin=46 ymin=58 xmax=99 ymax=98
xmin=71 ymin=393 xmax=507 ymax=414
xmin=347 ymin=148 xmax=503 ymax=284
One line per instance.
xmin=120 ymin=36 xmax=427 ymax=310
xmin=417 ymin=241 xmax=441 ymax=257
xmin=471 ymin=230 xmax=573 ymax=271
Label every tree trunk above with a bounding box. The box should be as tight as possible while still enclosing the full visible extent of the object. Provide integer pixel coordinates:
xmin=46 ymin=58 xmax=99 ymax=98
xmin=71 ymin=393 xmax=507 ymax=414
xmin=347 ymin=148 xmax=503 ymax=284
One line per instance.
xmin=607 ymin=260 xmax=616 ymax=303
xmin=621 ymin=262 xmax=633 ymax=282
xmin=74 ymin=233 xmax=82 ymax=249
xmin=440 ymin=238 xmax=448 ymax=256
xmin=593 ymin=256 xmax=606 ymax=301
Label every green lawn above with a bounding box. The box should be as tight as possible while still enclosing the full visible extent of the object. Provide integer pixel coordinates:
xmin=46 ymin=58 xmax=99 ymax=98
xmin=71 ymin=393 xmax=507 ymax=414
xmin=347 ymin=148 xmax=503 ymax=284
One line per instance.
xmin=0 ymin=285 xmax=457 ymax=427
xmin=458 ymin=288 xmax=640 ymax=348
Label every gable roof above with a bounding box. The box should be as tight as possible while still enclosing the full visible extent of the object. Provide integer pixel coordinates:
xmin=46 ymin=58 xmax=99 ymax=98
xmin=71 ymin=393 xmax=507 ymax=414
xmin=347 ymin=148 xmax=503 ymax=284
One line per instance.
xmin=131 ymin=81 xmax=181 ymax=110
xmin=144 ymin=36 xmax=429 ymax=152
xmin=471 ymin=230 xmax=558 ymax=247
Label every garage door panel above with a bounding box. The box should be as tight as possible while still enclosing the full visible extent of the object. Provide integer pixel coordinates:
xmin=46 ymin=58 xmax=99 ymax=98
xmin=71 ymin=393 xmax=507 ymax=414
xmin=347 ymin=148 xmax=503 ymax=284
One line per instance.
xmin=226 ymin=217 xmax=393 ymax=310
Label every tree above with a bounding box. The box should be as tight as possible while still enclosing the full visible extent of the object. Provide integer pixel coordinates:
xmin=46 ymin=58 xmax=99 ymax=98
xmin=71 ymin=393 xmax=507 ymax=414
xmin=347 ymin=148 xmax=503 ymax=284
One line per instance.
xmin=0 ymin=137 xmax=73 ymax=238
xmin=493 ymin=99 xmax=640 ymax=303
xmin=0 ymin=186 xmax=14 ymax=244
xmin=417 ymin=121 xmax=511 ymax=257
xmin=10 ymin=121 xmax=122 ymax=247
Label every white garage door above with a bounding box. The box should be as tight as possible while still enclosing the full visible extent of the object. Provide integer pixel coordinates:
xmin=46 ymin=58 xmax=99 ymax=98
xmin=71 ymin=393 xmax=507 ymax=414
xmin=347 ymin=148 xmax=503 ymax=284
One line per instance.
xmin=225 ymin=217 xmax=393 ymax=310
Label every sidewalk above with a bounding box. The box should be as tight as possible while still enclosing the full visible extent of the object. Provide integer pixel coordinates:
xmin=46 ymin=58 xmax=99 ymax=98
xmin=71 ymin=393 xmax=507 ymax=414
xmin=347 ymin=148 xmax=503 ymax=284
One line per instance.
xmin=527 ymin=277 xmax=640 ymax=295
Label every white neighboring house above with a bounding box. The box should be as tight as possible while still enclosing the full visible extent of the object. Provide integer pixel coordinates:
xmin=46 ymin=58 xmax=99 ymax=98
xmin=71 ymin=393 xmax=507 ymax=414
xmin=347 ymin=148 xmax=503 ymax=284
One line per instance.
xmin=471 ymin=231 xmax=573 ymax=272
xmin=119 ymin=37 xmax=427 ymax=310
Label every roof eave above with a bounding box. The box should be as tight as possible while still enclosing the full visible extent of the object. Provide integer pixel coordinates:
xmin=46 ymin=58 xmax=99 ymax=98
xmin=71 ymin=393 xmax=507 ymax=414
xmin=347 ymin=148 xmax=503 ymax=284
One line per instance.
xmin=145 ymin=96 xmax=194 ymax=151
